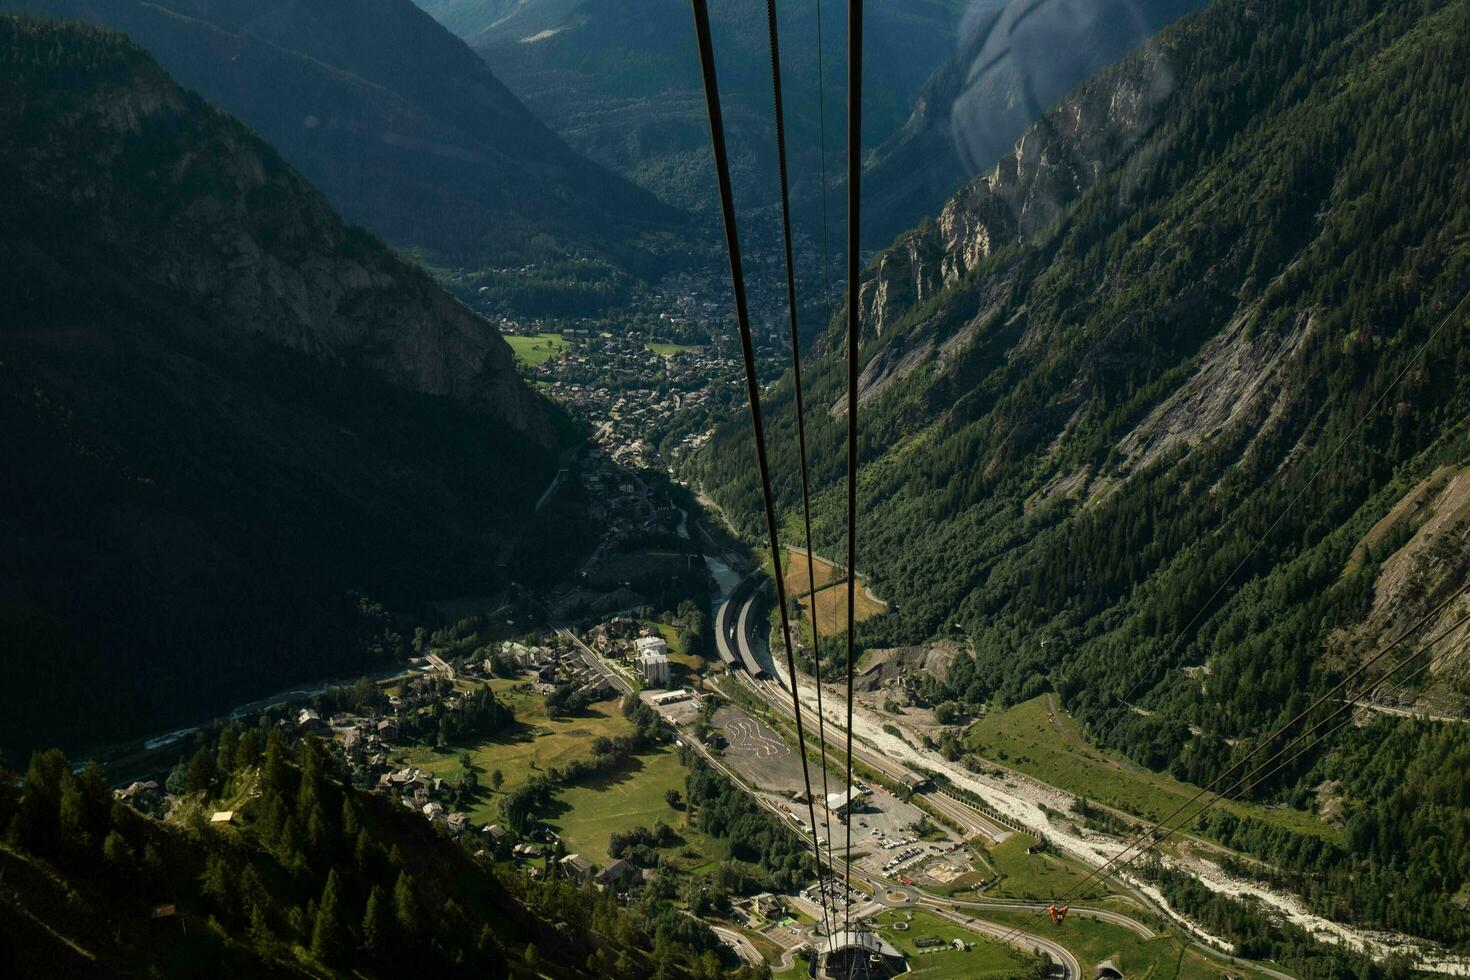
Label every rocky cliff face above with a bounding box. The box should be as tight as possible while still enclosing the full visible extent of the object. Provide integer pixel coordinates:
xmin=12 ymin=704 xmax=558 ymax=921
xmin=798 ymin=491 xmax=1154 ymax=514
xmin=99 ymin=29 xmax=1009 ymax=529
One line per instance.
xmin=862 ymin=0 xmax=1202 ymax=250
xmin=857 ymin=48 xmax=1174 ymax=339
xmin=6 ymin=36 xmax=554 ymax=443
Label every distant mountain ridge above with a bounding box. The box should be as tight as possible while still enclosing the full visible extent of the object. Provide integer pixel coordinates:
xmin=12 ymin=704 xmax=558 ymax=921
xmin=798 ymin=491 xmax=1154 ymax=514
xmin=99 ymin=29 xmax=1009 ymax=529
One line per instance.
xmin=0 ymin=0 xmax=687 ymax=269
xmin=455 ymin=0 xmax=969 ymax=235
xmin=0 ymin=13 xmax=585 ymax=756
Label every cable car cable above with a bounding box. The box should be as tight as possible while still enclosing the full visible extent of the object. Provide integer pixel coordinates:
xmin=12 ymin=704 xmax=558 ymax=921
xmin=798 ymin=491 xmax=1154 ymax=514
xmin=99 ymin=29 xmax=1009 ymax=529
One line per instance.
xmin=687 ymin=0 xmax=837 ymax=938
xmin=763 ymin=0 xmax=838 ymax=942
xmin=843 ymin=0 xmax=864 ymax=953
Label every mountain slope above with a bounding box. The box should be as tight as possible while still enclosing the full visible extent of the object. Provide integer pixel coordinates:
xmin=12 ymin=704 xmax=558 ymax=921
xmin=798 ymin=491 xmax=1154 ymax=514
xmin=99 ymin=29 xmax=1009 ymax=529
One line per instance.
xmin=0 ymin=735 xmax=676 ymax=979
xmin=689 ymin=0 xmax=1470 ymax=944
xmin=0 ymin=14 xmax=585 ymax=757
xmin=862 ymin=0 xmax=1204 ymax=249
xmin=0 ymin=0 xmax=686 ymax=269
xmin=460 ymin=0 xmax=968 ymax=224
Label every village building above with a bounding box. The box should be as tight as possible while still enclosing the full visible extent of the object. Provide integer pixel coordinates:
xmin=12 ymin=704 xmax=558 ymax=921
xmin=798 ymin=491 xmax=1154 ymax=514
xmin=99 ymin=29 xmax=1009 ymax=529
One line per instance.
xmin=826 ymin=786 xmax=866 ymax=818
xmin=752 ymin=893 xmax=785 ymax=919
xmin=115 ymin=780 xmax=159 ymax=805
xmin=297 ymin=708 xmax=329 ymax=735
xmin=559 ymin=853 xmax=595 ymax=884
xmin=594 ymin=858 xmax=641 ymax=889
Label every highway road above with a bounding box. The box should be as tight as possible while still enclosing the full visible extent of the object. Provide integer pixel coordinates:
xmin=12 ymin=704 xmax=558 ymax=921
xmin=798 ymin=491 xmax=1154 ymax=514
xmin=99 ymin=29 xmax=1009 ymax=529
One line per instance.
xmin=717 ymin=573 xmax=1014 ymax=843
xmin=735 ymin=670 xmax=1014 ymax=845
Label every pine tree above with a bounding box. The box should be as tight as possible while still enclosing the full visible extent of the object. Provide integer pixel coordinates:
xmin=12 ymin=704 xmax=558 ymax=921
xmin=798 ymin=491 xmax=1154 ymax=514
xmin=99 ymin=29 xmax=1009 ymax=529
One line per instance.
xmin=234 ymin=728 xmax=261 ymax=771
xmin=101 ymin=829 xmax=134 ymax=875
xmin=341 ymin=796 xmax=360 ymax=839
xmin=363 ymin=884 xmax=390 ymax=955
xmin=354 ymin=827 xmax=375 ymax=874
xmin=394 ymin=870 xmax=421 ymax=937
xmin=57 ymin=777 xmax=92 ymax=866
xmin=200 ymin=852 xmax=233 ymax=915
xmin=263 ymin=729 xmax=289 ymax=792
xmin=185 ymin=745 xmax=215 ymax=794
xmin=249 ymin=903 xmax=273 ymax=944
xmin=311 ymin=869 xmax=347 ymax=965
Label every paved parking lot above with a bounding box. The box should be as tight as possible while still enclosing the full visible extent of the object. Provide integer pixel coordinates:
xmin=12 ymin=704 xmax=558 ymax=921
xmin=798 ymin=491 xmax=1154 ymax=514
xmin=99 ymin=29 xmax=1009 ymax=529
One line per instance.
xmin=713 ymin=705 xmax=809 ymax=793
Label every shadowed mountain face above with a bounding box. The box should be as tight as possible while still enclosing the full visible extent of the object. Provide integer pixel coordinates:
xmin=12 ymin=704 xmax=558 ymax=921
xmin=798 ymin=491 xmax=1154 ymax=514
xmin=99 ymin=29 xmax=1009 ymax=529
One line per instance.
xmin=0 ymin=0 xmax=688 ymax=270
xmin=862 ymin=0 xmax=1203 ymax=249
xmin=0 ymin=14 xmax=581 ymax=757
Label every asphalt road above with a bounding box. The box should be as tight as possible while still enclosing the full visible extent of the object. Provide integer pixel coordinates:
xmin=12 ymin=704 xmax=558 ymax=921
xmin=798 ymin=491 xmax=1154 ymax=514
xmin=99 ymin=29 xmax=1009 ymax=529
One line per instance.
xmin=710 ymin=925 xmax=762 ymax=966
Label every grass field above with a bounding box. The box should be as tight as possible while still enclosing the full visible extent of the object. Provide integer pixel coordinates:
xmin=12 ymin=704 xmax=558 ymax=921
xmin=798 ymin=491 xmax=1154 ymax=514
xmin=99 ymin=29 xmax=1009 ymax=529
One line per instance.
xmin=547 ymin=747 xmax=722 ymax=867
xmin=647 ymin=341 xmax=698 ymax=357
xmin=397 ymin=681 xmax=721 ymax=869
xmin=974 ymin=908 xmax=1280 ymax=980
xmin=799 ymin=580 xmax=888 ymax=637
xmin=505 ymin=332 xmax=571 ymax=366
xmin=779 ymin=545 xmax=886 ymax=637
xmin=783 ymin=546 xmax=841 ymax=597
xmin=965 ymin=696 xmax=1339 ymax=844
xmin=396 ymin=681 xmax=634 ymax=825
xmin=868 ymin=908 xmax=1029 ymax=978
xmin=952 ymin=832 xmax=1125 ymax=902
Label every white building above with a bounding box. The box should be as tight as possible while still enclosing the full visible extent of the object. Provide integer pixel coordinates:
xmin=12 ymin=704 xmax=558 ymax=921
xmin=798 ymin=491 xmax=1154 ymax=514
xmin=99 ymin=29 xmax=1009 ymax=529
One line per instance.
xmin=639 ymin=651 xmax=671 ymax=688
xmin=634 ymin=635 xmax=669 ymax=658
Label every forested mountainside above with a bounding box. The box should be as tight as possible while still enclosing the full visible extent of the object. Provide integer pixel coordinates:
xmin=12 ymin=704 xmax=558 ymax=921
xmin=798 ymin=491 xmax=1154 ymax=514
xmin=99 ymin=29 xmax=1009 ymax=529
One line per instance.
xmin=0 ymin=718 xmax=774 ymax=978
xmin=0 ymin=16 xmax=590 ymax=758
xmin=862 ymin=0 xmax=1203 ymax=250
xmin=459 ymin=0 xmax=968 ymax=222
xmin=0 ymin=0 xmax=685 ymax=270
xmin=689 ymin=0 xmax=1470 ymax=945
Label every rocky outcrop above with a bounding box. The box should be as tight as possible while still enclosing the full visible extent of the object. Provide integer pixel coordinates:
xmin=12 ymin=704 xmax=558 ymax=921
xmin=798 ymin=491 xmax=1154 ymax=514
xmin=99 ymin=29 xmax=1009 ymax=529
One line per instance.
xmin=0 ymin=17 xmax=575 ymax=753
xmin=856 ymin=46 xmax=1175 ymax=341
xmin=862 ymin=0 xmax=1202 ymax=251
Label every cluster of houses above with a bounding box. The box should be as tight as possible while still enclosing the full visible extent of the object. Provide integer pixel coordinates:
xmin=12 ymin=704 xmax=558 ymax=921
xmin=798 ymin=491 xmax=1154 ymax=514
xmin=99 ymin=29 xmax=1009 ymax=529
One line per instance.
xmin=491 ymin=640 xmax=563 ymax=688
xmin=375 ymin=766 xmax=475 ymax=835
xmin=527 ymin=332 xmax=735 ymax=473
xmin=557 ymin=853 xmax=658 ymax=889
xmin=584 ymin=618 xmax=674 ymax=688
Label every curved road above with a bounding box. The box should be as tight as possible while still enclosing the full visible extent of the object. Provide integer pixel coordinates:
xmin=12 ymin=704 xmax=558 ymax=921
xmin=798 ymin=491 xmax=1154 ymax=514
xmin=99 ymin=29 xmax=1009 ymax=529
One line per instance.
xmin=711 ymin=925 xmax=762 ymax=966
